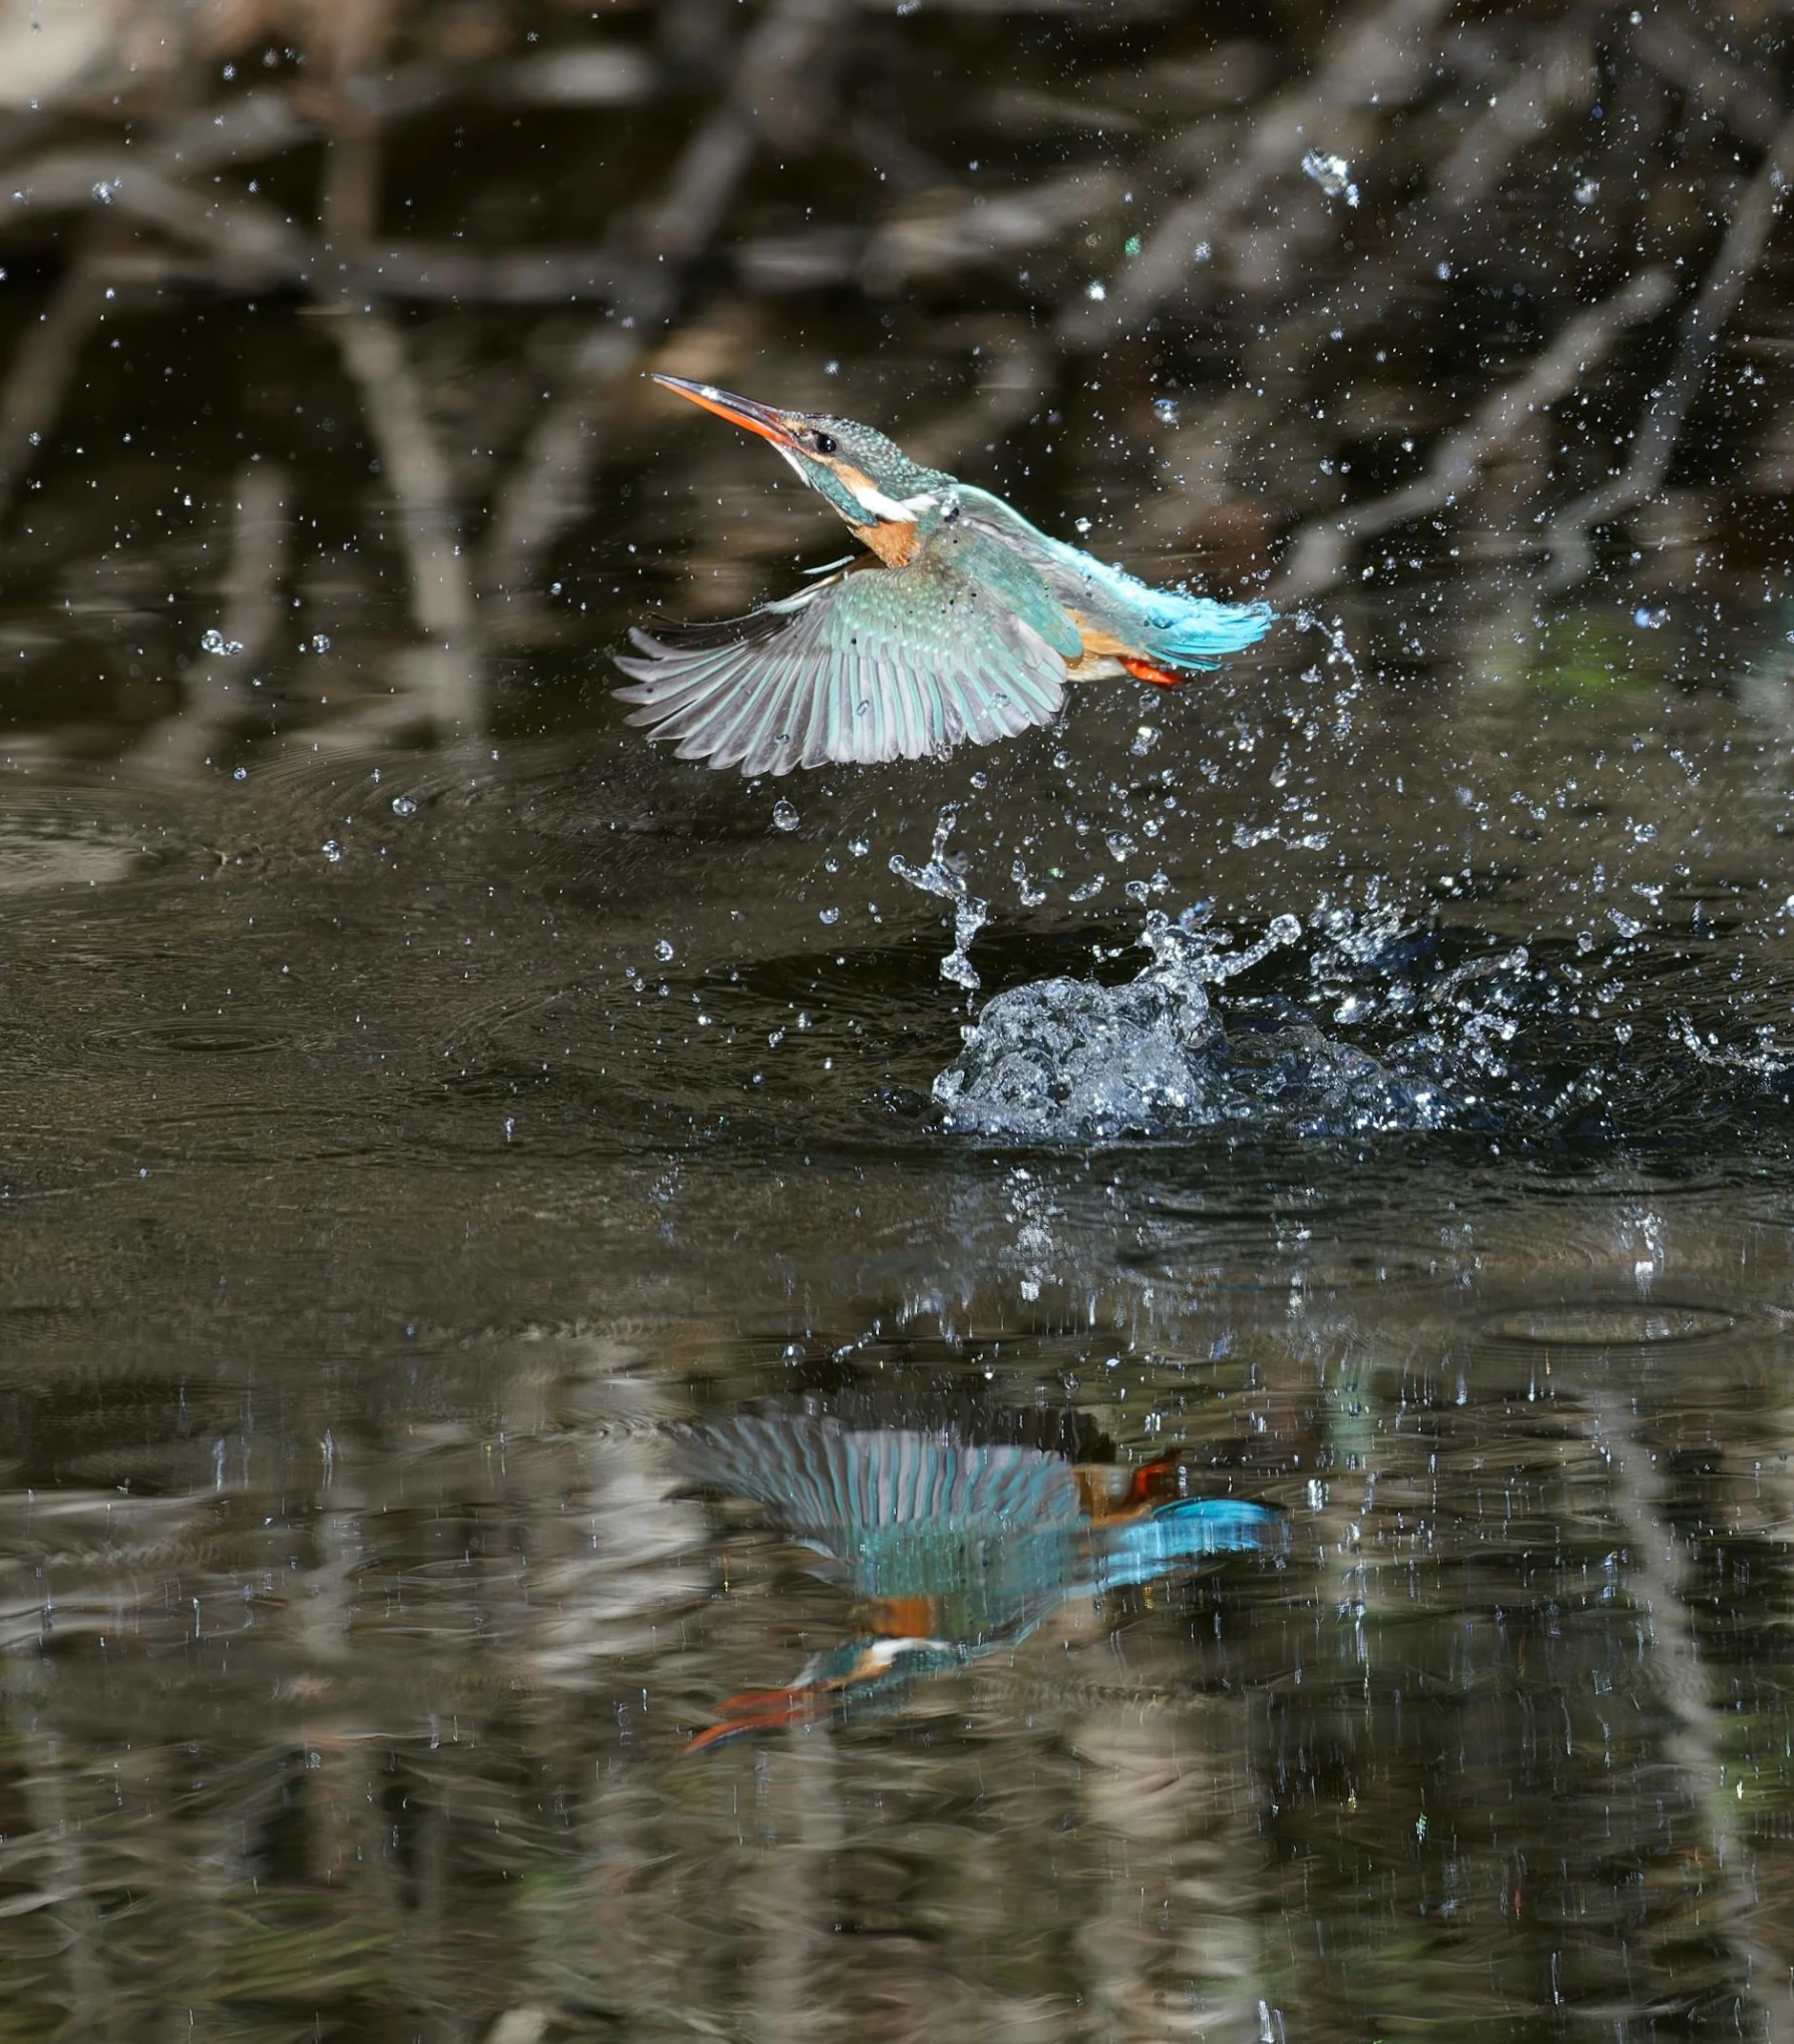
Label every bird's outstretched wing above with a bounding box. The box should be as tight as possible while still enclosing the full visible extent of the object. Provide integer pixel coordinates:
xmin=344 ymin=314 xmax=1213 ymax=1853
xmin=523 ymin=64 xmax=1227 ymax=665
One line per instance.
xmin=615 ymin=535 xmax=1074 ymax=775
xmin=675 ymin=1416 xmax=1085 ymax=1543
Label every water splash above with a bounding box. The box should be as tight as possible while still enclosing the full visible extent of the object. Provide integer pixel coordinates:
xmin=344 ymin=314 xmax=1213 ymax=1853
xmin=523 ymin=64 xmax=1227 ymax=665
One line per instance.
xmin=890 ymin=805 xmax=989 ymax=993
xmin=1301 ymin=150 xmax=1360 ymax=207
xmin=933 ymin=908 xmax=1448 ymax=1141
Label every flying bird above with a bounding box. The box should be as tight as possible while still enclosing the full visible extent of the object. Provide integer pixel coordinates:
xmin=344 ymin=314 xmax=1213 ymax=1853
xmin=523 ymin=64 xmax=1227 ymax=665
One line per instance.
xmin=676 ymin=1413 xmax=1279 ymax=1751
xmin=615 ymin=376 xmax=1273 ymax=776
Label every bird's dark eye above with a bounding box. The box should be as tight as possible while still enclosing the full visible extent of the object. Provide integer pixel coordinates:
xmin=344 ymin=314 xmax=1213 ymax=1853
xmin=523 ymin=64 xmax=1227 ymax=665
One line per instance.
xmin=812 ymin=431 xmax=838 ymax=456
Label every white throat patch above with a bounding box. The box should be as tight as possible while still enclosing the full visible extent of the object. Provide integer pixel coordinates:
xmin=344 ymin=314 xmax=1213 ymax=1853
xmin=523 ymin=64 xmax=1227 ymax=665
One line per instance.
xmin=845 ymin=476 xmax=922 ymax=523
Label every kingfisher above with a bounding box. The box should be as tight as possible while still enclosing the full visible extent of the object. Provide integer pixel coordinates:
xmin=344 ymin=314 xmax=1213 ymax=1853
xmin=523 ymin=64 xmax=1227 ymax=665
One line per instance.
xmin=676 ymin=1413 xmax=1279 ymax=1752
xmin=616 ymin=375 xmax=1274 ymax=776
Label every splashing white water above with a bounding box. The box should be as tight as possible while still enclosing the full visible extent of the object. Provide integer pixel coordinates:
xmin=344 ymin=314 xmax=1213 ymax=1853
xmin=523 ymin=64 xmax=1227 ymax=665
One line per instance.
xmin=933 ymin=907 xmax=1452 ymax=1141
xmin=890 ymin=805 xmax=989 ymax=992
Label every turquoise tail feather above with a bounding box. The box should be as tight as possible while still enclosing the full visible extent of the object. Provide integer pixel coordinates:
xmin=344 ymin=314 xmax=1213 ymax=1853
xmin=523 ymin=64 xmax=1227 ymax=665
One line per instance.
xmin=1092 ymin=1497 xmax=1283 ymax=1594
xmin=1141 ymin=595 xmax=1276 ymax=670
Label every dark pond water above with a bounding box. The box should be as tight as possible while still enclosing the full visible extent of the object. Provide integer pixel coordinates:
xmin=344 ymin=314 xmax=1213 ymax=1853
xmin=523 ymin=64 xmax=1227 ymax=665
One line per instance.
xmin=6 ymin=3 xmax=1794 ymax=2039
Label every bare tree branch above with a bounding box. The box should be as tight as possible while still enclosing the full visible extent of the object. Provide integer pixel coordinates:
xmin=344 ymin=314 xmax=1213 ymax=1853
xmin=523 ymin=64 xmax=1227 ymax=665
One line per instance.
xmin=1544 ymin=114 xmax=1794 ymax=594
xmin=1057 ymin=0 xmax=1454 ymax=348
xmin=1277 ymin=270 xmax=1674 ymax=600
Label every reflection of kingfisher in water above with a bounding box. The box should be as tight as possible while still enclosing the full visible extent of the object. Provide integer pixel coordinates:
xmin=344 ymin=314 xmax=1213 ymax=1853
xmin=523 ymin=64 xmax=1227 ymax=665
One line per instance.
xmin=678 ymin=1414 xmax=1279 ymax=1753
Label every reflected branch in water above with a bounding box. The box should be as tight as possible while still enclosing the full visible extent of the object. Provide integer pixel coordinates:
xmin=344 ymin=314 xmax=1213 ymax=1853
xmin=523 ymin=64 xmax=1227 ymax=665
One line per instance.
xmin=645 ymin=0 xmax=848 ymax=265
xmin=484 ymin=0 xmax=851 ymax=621
xmin=327 ymin=308 xmax=479 ymax=652
xmin=1278 ymin=269 xmax=1676 ymax=602
xmin=480 ymin=325 xmax=641 ymax=621
xmin=1591 ymin=1388 xmax=1793 ymax=2044
xmin=1637 ymin=7 xmax=1784 ymax=152
xmin=1545 ymin=114 xmax=1794 ymax=595
xmin=317 ymin=0 xmax=397 ymax=260
xmin=1057 ymin=0 xmax=1453 ymax=348
xmin=0 ymin=236 xmax=110 ymax=519
xmin=134 ymin=460 xmax=292 ymax=774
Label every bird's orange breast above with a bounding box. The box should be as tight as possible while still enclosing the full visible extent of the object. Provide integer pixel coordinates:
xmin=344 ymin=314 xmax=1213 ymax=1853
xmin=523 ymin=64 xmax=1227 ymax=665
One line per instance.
xmin=1067 ymin=613 xmax=1186 ymax=688
xmin=849 ymin=518 xmax=922 ymax=567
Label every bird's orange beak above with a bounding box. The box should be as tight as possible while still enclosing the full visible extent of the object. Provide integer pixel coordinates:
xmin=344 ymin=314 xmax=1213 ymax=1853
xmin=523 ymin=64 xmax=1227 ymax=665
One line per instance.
xmin=653 ymin=374 xmax=799 ymax=450
xmin=683 ymin=1683 xmax=821 ymax=1756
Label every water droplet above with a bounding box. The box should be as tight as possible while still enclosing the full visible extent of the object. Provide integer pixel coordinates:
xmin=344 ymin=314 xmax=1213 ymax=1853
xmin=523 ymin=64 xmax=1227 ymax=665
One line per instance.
xmin=655 ymin=939 xmax=674 ymax=963
xmin=772 ymin=798 xmax=801 ymax=832
xmin=1301 ymin=150 xmax=1359 ymax=206
xmin=321 ymin=840 xmax=342 ymax=864
xmin=1151 ymin=397 xmax=1180 ymax=427
xmin=391 ymin=794 xmax=417 ymax=817
xmin=1573 ymin=175 xmax=1599 ymax=205
xmin=1633 ymin=606 xmax=1669 ymax=629
xmin=1085 ymin=279 xmax=1107 ymax=300
xmin=888 ymin=804 xmax=988 ymax=990
xmin=310 ymin=632 xmax=331 ymax=652
xmin=201 ymin=627 xmax=243 ymax=656
xmin=819 ymin=907 xmax=840 ymax=925
xmin=231 ymin=765 xmax=247 ymax=782
xmin=1130 ymin=724 xmax=1160 ymax=756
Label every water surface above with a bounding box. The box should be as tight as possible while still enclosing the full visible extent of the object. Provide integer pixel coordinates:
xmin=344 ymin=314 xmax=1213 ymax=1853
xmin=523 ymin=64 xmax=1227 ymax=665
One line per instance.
xmin=4 ymin=5 xmax=1794 ymax=2036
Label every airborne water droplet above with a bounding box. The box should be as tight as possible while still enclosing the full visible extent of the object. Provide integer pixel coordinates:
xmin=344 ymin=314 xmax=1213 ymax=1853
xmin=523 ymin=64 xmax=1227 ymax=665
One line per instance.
xmin=1300 ymin=150 xmax=1359 ymax=206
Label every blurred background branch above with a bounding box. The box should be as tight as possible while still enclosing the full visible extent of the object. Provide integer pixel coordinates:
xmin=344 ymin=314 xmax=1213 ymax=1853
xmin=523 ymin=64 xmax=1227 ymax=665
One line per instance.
xmin=0 ymin=0 xmax=1790 ymax=751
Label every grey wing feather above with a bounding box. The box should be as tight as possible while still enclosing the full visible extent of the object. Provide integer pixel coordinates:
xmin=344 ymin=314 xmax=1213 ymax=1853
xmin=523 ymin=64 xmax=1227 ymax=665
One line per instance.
xmin=615 ymin=558 xmax=1069 ymax=775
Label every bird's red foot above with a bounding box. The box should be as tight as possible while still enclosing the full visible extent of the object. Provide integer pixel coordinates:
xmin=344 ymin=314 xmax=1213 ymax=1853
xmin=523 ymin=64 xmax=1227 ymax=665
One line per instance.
xmin=1121 ymin=655 xmax=1187 ymax=689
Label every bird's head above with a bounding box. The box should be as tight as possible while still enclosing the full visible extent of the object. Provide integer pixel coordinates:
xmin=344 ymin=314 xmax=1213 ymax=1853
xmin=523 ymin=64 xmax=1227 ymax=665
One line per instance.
xmin=652 ymin=374 xmax=955 ymax=541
